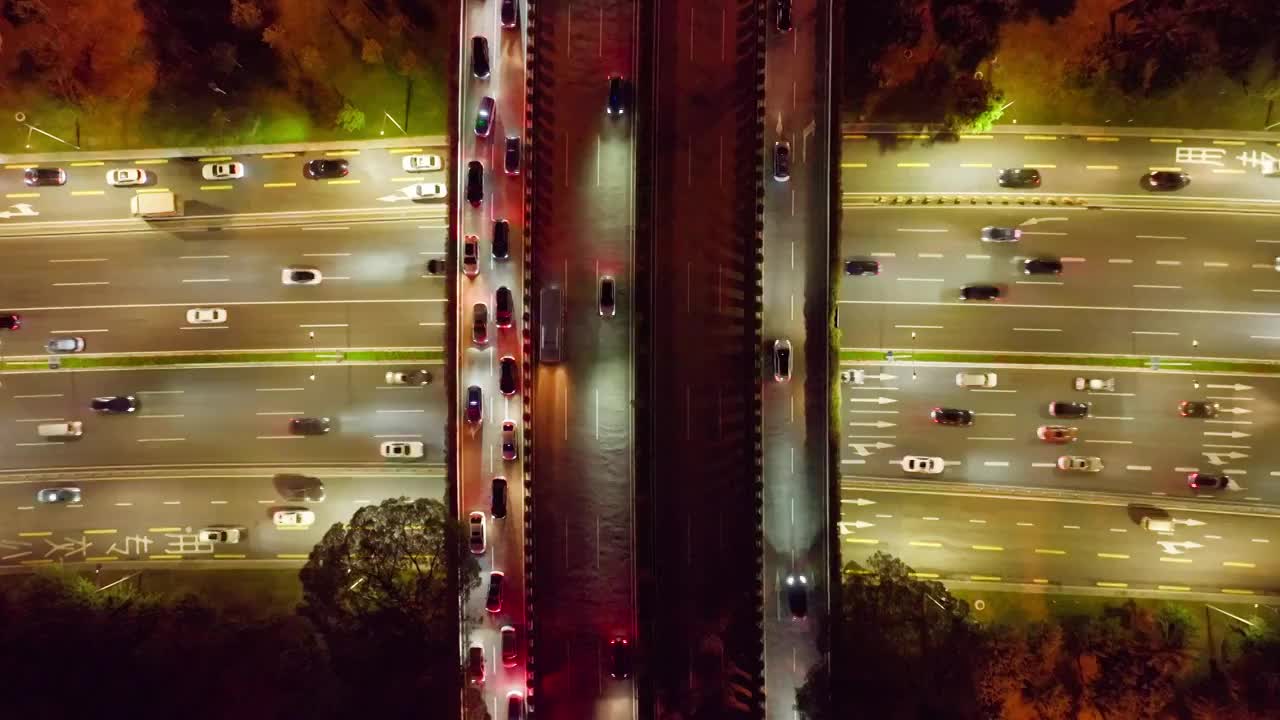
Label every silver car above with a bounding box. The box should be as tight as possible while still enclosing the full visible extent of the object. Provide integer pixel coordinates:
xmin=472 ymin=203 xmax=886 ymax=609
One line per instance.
xmin=47 ymin=336 xmax=85 ymax=353
xmin=37 ymin=487 xmax=81 ymax=503
xmin=980 ymin=226 xmax=1021 ymax=243
xmin=1057 ymin=455 xmax=1103 ymax=473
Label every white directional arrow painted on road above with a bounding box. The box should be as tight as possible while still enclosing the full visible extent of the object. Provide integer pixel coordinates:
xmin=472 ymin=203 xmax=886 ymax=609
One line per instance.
xmin=849 ymin=420 xmax=896 ymax=428
xmin=1175 ymin=518 xmax=1206 ymax=527
xmin=1204 ymin=431 xmax=1250 ymax=439
xmin=1203 ymin=451 xmax=1248 ymax=466
xmin=1019 ymin=216 xmax=1069 ymax=226
xmin=838 ymin=520 xmax=875 ymax=534
xmin=1158 ymin=540 xmax=1204 ymax=555
xmin=849 ymin=442 xmax=895 ymax=456
xmin=840 ymin=498 xmax=877 ymax=507
xmin=0 ymin=203 xmax=38 ymax=219
xmin=1206 ymin=383 xmax=1253 ymax=391
xmin=1218 ymin=407 xmax=1252 ymax=415
xmin=849 ymin=396 xmax=897 ymax=405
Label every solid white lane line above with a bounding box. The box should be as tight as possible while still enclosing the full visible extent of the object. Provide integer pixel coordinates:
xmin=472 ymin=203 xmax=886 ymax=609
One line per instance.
xmin=1132 ymin=330 xmax=1179 ymax=335
xmin=1085 ymin=439 xmax=1132 ymax=444
xmin=895 ymin=325 xmax=943 ymax=329
xmin=52 ymin=281 xmax=109 ymax=286
xmin=256 ymin=435 xmax=303 ymax=440
xmin=374 ymin=434 xmax=423 ymax=438
xmin=1155 ymin=260 xmax=1182 ymax=266
xmin=179 ymin=326 xmax=228 ymax=330
xmin=377 ymin=409 xmax=425 ymax=414
xmin=1175 ymin=466 xmax=1199 ymax=472
xmin=137 ymin=437 xmax=185 ymax=442
xmin=1092 ymin=416 xmax=1134 ymax=421
xmin=182 ymin=278 xmax=230 ymax=283
xmin=14 ymin=442 xmax=60 ymax=447
xmin=840 ymin=298 xmax=1280 ymax=319
xmin=50 ymin=328 xmax=108 ymax=333
xmin=1061 ymin=257 xmax=1086 ymax=263
xmin=917 ymin=253 xmax=944 ymax=259
xmin=299 ymin=323 xmax=348 ymax=328
xmin=1133 ymin=284 xmax=1181 ymax=289
xmin=15 ymin=417 xmax=64 ymax=423
xmin=972 ymin=389 xmax=1016 ymax=393
xmin=1125 ymin=465 xmax=1152 ymax=471
xmin=1205 ymin=420 xmax=1253 ymax=425
xmin=1250 ymin=335 xmax=1280 ymax=340
xmin=302 ymin=253 xmax=351 ymax=257
xmin=48 ymin=257 xmax=108 ymax=263
xmin=138 ymin=414 xmax=185 ymax=419
xmin=968 ymin=436 xmax=1014 ymax=441
xmin=1015 ymin=281 xmax=1064 ymax=286
xmin=897 ymin=277 xmax=944 ymax=282
xmin=965 ymin=254 xmax=990 ymax=260
xmin=1012 ymin=327 xmax=1061 ymax=332
xmin=300 ymin=226 xmax=349 ymax=231
xmin=897 ymin=228 xmax=947 ymax=233
xmin=135 ymin=390 xmax=184 ymax=395
xmin=984 ymin=461 xmax=1010 ymax=467
xmin=256 ymin=411 xmax=302 ymax=416
xmin=1206 ymin=396 xmax=1254 ymax=401
xmin=12 ymin=394 xmax=62 ymax=399
xmin=1021 ymin=231 xmax=1067 ymax=236
xmin=256 ymin=388 xmax=305 ymax=392
xmin=325 ymin=276 xmax=351 ymax=280
xmin=870 ymin=252 xmax=896 ymax=257
xmin=1108 ymin=258 xmax=1133 ymax=264
xmin=1137 ymin=235 xmax=1185 ymax=240
xmin=179 ymin=255 xmax=230 ymax=259
xmin=1203 ymin=262 xmax=1229 ymax=268
xmin=979 ymin=412 xmax=1017 ymax=417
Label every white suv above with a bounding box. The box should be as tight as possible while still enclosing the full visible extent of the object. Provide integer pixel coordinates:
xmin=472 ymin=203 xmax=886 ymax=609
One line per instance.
xmin=955 ymin=372 xmax=997 ymax=388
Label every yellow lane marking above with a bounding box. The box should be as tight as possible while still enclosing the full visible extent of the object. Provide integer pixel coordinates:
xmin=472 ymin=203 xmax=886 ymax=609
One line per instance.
xmin=18 ymin=531 xmax=51 ymax=537
xmin=1223 ymin=561 xmax=1256 ymax=568
xmin=261 ymin=152 xmax=297 ymax=159
xmin=263 ymin=182 xmax=297 ymax=188
xmin=897 ymin=162 xmax=930 ymax=168
xmin=1149 ymin=138 xmax=1182 ymax=143
xmin=1086 ymin=137 xmax=1119 ymax=142
xmin=6 ymin=192 xmax=39 ymax=198
xmin=1158 ymin=585 xmax=1191 ymax=592
xmin=843 ymin=134 xmax=867 ymax=139
xmin=910 ymin=572 xmax=940 ymax=579
xmin=897 ymin=134 xmax=930 ymax=139
xmin=148 ymin=555 xmax=183 ymax=561
xmin=1212 ymin=168 xmax=1246 ymax=174
xmin=277 ymin=553 xmax=310 ymax=559
xmin=70 ymin=160 xmax=106 ymax=167
xmin=86 ymin=556 xmax=119 ymax=562
xmin=844 ymin=537 xmax=879 ymax=544
xmin=21 ymin=559 xmax=55 ymax=565
xmin=148 ymin=527 xmax=181 ymax=532
xmin=972 ymin=545 xmax=1003 ymax=552
xmin=1097 ymin=581 xmax=1128 ymax=588
xmin=840 ymin=162 xmax=867 ymax=168
xmin=1032 ymin=578 xmax=1049 ymax=584
xmin=71 ymin=190 xmax=105 ymax=196
xmin=1160 ymin=557 xmax=1192 ymax=564
xmin=198 ymin=156 xmax=234 ymax=163
xmin=1222 ymin=588 xmax=1255 ymax=595
xmin=1023 ymin=163 xmax=1057 ymax=169
xmin=388 ymin=147 xmax=424 ymax=154
xmin=1024 ymin=135 xmax=1057 ymax=140
xmin=1213 ymin=140 xmax=1246 ymax=146
xmin=213 ymin=554 xmax=247 ymax=559
xmin=1086 ymin=165 xmax=1118 ymax=170
xmin=134 ymin=159 xmax=168 ymax=165
xmin=958 ymin=135 xmax=993 ymax=140
xmin=1034 ymin=548 xmax=1066 ymax=555
xmin=970 ymin=575 xmax=1001 ymax=582
xmin=327 ymin=179 xmax=361 ymax=185
xmin=1097 ymin=552 xmax=1129 ymax=559
xmin=960 ymin=163 xmax=992 ymax=168
xmin=135 ymin=187 xmax=171 ymax=194
xmin=325 ymin=150 xmax=360 ymax=156
xmin=201 ymin=184 xmax=234 ymax=191
xmin=4 ymin=164 xmax=37 ymax=169
xmin=909 ymin=541 xmax=942 ymax=548
xmin=1148 ymin=166 xmax=1182 ymax=172
xmin=83 ymin=529 xmax=117 ymax=535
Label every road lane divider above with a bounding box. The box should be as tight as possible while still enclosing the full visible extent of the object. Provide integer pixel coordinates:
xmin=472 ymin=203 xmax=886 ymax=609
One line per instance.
xmin=0 ymin=348 xmax=444 ymax=373
xmin=840 ymin=348 xmax=1280 ymax=378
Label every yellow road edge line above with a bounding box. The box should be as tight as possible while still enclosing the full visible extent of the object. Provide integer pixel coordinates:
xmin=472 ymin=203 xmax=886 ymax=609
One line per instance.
xmin=1212 ymin=168 xmax=1247 ymax=174
xmin=69 ymin=161 xmax=106 ymax=167
xmin=197 ymin=156 xmax=233 ymax=162
xmin=1212 ymin=140 xmax=1246 ymax=146
xmin=263 ymin=182 xmax=297 ymax=188
xmin=840 ymin=163 xmax=867 ymax=168
xmin=387 ymin=147 xmax=424 ymax=154
xmin=326 ymin=179 xmax=361 ymax=185
xmin=71 ymin=190 xmax=105 ymax=196
xmin=909 ymin=541 xmax=942 ymax=547
xmin=277 ymin=553 xmax=310 ymax=559
xmin=82 ymin=529 xmax=117 ymax=535
xmin=324 ymin=150 xmax=361 ymax=156
xmin=147 ymin=527 xmax=181 ymax=533
xmin=6 ymin=192 xmax=39 ymax=198
xmin=148 ymin=555 xmax=183 ymax=561
xmin=86 ymin=556 xmax=118 ymax=562
xmin=21 ymin=559 xmax=55 ymax=565
xmin=972 ymin=545 xmax=1004 ymax=552
xmin=1034 ymin=548 xmax=1066 ymax=555
xmin=1086 ymin=165 xmax=1119 ymax=170
xmin=843 ymin=134 xmax=867 ymax=139
xmin=4 ymin=163 xmax=37 ymax=169
xmin=200 ymin=185 xmax=234 ymax=191
xmin=896 ymin=162 xmax=930 ymax=168
xmin=1148 ymin=166 xmax=1182 ymax=172
xmin=1221 ymin=589 xmax=1255 ymax=595
xmin=959 ymin=163 xmax=992 ymax=168
xmin=1223 ymin=561 xmax=1256 ymax=568
xmin=261 ymin=152 xmax=297 ymax=159
xmin=843 ymin=537 xmax=879 ymax=544
xmin=18 ymin=531 xmax=52 ymax=537
xmin=1086 ymin=137 xmax=1119 ymax=142
xmin=1159 ymin=557 xmax=1192 ymax=564
xmin=896 ymin=134 xmax=930 ymax=140
xmin=133 ymin=159 xmax=169 ymax=165
xmin=970 ymin=575 xmax=1002 ymax=582
xmin=910 ymin=572 xmax=940 ymax=579
xmin=1158 ymin=585 xmax=1191 ymax=592
xmin=958 ymin=135 xmax=993 ymax=140
xmin=1149 ymin=138 xmax=1182 ymax=143
xmin=1097 ymin=553 xmax=1130 ymax=559
xmin=213 ymin=554 xmax=247 ymax=559
xmin=1032 ymin=578 xmax=1050 ymax=584
xmin=135 ymin=187 xmax=171 ymax=194
xmin=1096 ymin=581 xmax=1128 ymax=588
xmin=1023 ymin=164 xmax=1057 ymax=169
xmin=1023 ymin=135 xmax=1058 ymax=141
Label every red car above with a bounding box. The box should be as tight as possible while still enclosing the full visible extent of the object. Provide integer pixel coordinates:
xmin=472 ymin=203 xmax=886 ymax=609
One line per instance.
xmin=0 ymin=314 xmax=21 ymax=330
xmin=495 ymin=286 xmax=513 ymax=328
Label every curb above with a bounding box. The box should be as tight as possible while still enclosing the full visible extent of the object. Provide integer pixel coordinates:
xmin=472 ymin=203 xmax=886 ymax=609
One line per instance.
xmin=840 ymin=122 xmax=1280 ymax=144
xmin=1 ymin=135 xmax=448 ymax=165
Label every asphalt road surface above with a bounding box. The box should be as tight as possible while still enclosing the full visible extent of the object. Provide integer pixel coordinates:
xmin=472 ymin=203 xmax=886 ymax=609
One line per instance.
xmin=528 ymin=0 xmax=640 ymax=718
xmin=839 ymin=482 xmax=1280 ymax=595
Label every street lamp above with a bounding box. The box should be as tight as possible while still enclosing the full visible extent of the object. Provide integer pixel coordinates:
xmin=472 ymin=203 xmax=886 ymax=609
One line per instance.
xmin=1191 ymin=339 xmax=1199 ymax=390
xmin=910 ymin=332 xmax=918 ymax=381
xmin=308 ymin=331 xmax=317 ymax=382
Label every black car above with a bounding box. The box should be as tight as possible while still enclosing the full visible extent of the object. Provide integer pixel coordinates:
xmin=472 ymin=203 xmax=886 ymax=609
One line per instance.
xmin=471 ymin=36 xmax=490 ymax=79
xmin=91 ymin=395 xmax=138 ymax=414
xmin=24 ymin=167 xmax=67 ymax=186
xmin=931 ymin=407 xmax=974 ymax=426
xmin=776 ymin=0 xmax=793 ymax=31
xmin=1179 ymin=400 xmax=1219 ymax=418
xmin=475 ymin=96 xmax=496 ymax=137
xmin=286 ymin=268 xmax=319 ymax=284
xmin=1144 ymin=171 xmax=1190 ymax=191
xmin=492 ymin=219 xmax=510 ymax=259
xmin=466 ymin=385 xmax=483 ymax=424
xmin=1188 ymin=472 xmax=1229 ymax=490
xmin=997 ymin=167 xmax=1041 ymax=188
xmin=495 ymin=286 xmax=514 ymax=328
xmin=463 ymin=236 xmax=480 ymax=276
xmin=499 ymin=356 xmax=519 ymax=396
xmin=773 ymin=141 xmax=791 ymax=182
xmin=289 ymin=416 xmax=332 ymax=435
xmin=785 ymin=574 xmax=808 ymax=619
xmin=501 ymin=0 xmax=518 ymax=28
xmin=0 ymin=314 xmax=22 ymax=330
xmin=960 ymin=284 xmax=1001 ymax=301
xmin=472 ymin=302 xmax=488 ymax=345
xmin=844 ymin=259 xmax=880 ymax=276
xmin=609 ymin=636 xmax=632 ymax=678
xmin=599 ymin=275 xmax=616 ymax=317
xmin=486 ymin=571 xmax=504 ymax=613
xmin=606 ymin=75 xmax=626 ymax=115
xmin=491 ymin=477 xmax=508 ymax=519
xmin=1048 ymin=401 xmax=1090 ymax=419
xmin=504 ymin=136 xmax=522 ymax=175
xmin=425 ymin=258 xmax=446 ymax=275
xmin=1023 ymin=258 xmax=1063 ymax=275
xmin=275 ymin=474 xmax=326 ymax=502
xmin=304 ymin=159 xmax=348 ymax=179
xmin=466 ymin=161 xmax=485 ymax=206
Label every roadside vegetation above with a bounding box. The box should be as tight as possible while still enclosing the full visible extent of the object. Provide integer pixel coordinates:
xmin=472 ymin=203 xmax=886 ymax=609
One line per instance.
xmin=798 ymin=552 xmax=1280 ymax=719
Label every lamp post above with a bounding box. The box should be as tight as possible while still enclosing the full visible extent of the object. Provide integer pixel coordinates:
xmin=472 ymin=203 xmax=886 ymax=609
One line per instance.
xmin=1191 ymin=339 xmax=1199 ymax=390
xmin=308 ymin=331 xmax=317 ymax=382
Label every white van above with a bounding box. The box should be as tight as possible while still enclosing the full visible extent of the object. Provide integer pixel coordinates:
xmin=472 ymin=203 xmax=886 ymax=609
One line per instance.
xmin=38 ymin=421 xmax=83 ymax=438
xmin=130 ymin=191 xmax=182 ymax=218
xmin=539 ymin=285 xmax=563 ymax=363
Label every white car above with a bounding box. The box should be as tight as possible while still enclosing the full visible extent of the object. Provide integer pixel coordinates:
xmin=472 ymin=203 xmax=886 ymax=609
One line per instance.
xmin=402 ymin=154 xmax=443 ymax=173
xmin=955 ymin=372 xmax=998 ymax=388
xmin=380 ymin=440 xmax=425 ymax=459
xmin=1073 ymin=377 xmax=1115 ymax=392
xmin=385 ymin=369 xmax=432 ymax=385
xmin=105 ymin=168 xmax=148 ymax=186
xmin=407 ymin=182 xmax=447 ymax=199
xmin=198 ymin=527 xmax=242 ymax=544
xmin=282 ymin=267 xmax=322 ymax=285
xmin=186 ymin=307 xmax=227 ymax=324
xmin=272 ymin=510 xmax=316 ymax=527
xmin=900 ymin=456 xmax=944 ymax=474
xmin=202 ymin=162 xmax=245 ymax=180
xmin=1057 ymin=455 xmax=1103 ymax=473
xmin=469 ymin=511 xmax=486 ymax=554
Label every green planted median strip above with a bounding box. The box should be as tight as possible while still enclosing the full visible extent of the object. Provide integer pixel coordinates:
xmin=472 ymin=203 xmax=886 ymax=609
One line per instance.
xmin=840 ymin=349 xmax=1280 ymax=376
xmin=4 ymin=349 xmax=444 ymax=371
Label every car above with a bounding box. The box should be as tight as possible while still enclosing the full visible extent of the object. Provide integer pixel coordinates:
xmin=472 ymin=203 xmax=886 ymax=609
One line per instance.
xmin=900 ymin=455 xmax=944 ymax=474
xmin=980 ymin=226 xmax=1021 ymax=243
xmin=281 ymin=266 xmax=322 ymax=285
xmin=1188 ymin=472 xmax=1230 ymax=490
xmin=609 ymin=636 xmax=632 ymax=678
xmin=469 ymin=511 xmax=486 ymax=554
xmin=472 ymin=302 xmax=489 ymax=345
xmin=1048 ymin=401 xmax=1090 ymax=419
xmin=501 ymin=625 xmax=519 ymax=666
xmin=401 ymin=154 xmax=442 ymax=173
xmin=0 ymin=314 xmax=21 ymax=330
xmin=105 ymin=168 xmax=148 ymax=186
xmin=499 ymin=356 xmax=519 ymax=396
xmin=1144 ymin=171 xmax=1190 ymax=191
xmin=501 ymin=0 xmax=518 ymax=28
xmin=407 ymin=182 xmax=447 ymax=199
xmin=185 ymin=307 xmax=226 ymax=324
xmin=475 ymin=97 xmax=496 ymax=137
xmin=773 ymin=339 xmax=792 ymax=382
xmin=773 ymin=141 xmax=791 ymax=182
xmin=288 ymin=417 xmax=331 ymax=435
xmin=607 ymin=75 xmax=626 ymax=114
xmin=36 ymin=487 xmax=81 ymax=504
xmin=467 ymin=643 xmax=486 ymax=685
xmin=492 ymin=219 xmax=510 ymax=259
xmin=304 ymin=158 xmax=349 ymax=179
xmin=844 ymin=259 xmax=880 ymax=276
xmin=24 ymin=167 xmax=66 ymax=186
xmin=1074 ymin=377 xmax=1115 ymax=392
xmin=495 ymin=287 xmax=514 ymax=328
xmin=960 ymin=284 xmax=1001 ymax=301
xmin=91 ymin=395 xmax=138 ymax=414
xmin=485 ymin=571 xmax=504 ymax=612
xmin=507 ymin=693 xmax=525 ymax=720
xmin=1057 ymin=455 xmax=1103 ymax=473
xmin=1141 ymin=516 xmax=1175 ymax=532
xmin=466 ymin=160 xmax=485 ymax=206
xmin=504 ymin=136 xmax=522 ymax=175
xmin=466 ymin=385 xmax=483 ymax=424
xmin=463 ymin=235 xmax=480 ymax=277
xmin=1179 ymin=400 xmax=1219 ymax=418
xmin=1023 ymin=258 xmax=1063 ymax=275
xmin=425 ymin=258 xmax=446 ymax=275
xmin=931 ymin=407 xmax=974 ymax=426
xmin=197 ymin=527 xmax=242 ymax=544
xmin=385 ymin=369 xmax=432 ymax=385
xmin=272 ymin=509 xmax=316 ymax=527
xmin=202 ymin=162 xmax=245 ymax=180
xmin=502 ymin=420 xmax=518 ymax=460
xmin=776 ymin=0 xmax=793 ymax=31
xmin=471 ymin=36 xmax=491 ymax=79
xmin=46 ymin=336 xmax=84 ymax=353
xmin=785 ymin=573 xmax=808 ymax=619
xmin=275 ymin=474 xmax=326 ymax=502
xmin=955 ymin=372 xmax=997 ymax=388
xmin=380 ymin=440 xmax=425 ymax=458
xmin=599 ymin=275 xmax=616 ymax=317
xmin=492 ymin=477 xmax=509 ymax=519
xmin=1037 ymin=425 xmax=1078 ymax=443
xmin=997 ymin=168 xmax=1041 ymax=188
